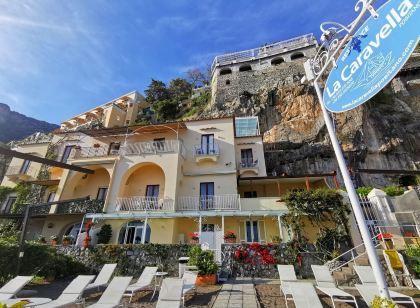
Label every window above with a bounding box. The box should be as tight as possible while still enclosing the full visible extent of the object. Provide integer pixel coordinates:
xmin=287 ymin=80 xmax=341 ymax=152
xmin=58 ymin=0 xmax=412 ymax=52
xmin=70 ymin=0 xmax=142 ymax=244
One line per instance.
xmin=220 ymin=68 xmax=232 ymax=75
xmin=235 ymin=117 xmax=260 ymax=137
xmin=19 ymin=160 xmax=30 ymax=174
xmin=146 ymin=185 xmax=159 ymax=197
xmin=47 ymin=192 xmax=56 ymax=203
xmin=240 ymin=149 xmax=254 ymax=167
xmin=201 ymin=224 xmax=215 ymax=232
xmin=3 ymin=197 xmax=16 ymax=214
xmin=244 ymin=191 xmax=257 ymax=198
xmin=271 ymin=57 xmax=285 ymax=65
xmin=118 ymin=221 xmax=151 ymax=244
xmin=245 ymin=221 xmax=259 ymax=242
xmin=291 ymin=52 xmax=305 ymax=60
xmin=153 ymin=138 xmax=165 ymax=152
xmin=108 ymin=142 xmax=120 ymax=155
xmin=61 ymin=145 xmax=74 ymax=163
xmin=200 ymin=182 xmax=214 ymax=210
xmin=239 ymin=64 xmax=252 ymax=72
xmin=96 ymin=187 xmax=108 ymax=201
xmin=201 ymin=134 xmax=215 ymax=154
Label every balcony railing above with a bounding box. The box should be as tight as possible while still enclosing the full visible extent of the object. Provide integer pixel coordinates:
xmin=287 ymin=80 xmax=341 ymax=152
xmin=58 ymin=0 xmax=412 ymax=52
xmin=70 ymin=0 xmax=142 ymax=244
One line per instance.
xmin=116 ymin=196 xmax=175 ymax=211
xmin=6 ymin=166 xmax=38 ymax=179
xmin=55 ymin=199 xmax=104 ymax=214
xmin=177 ymin=194 xmax=240 ymax=211
xmin=238 ymin=159 xmax=259 ymax=169
xmin=124 ymin=140 xmax=182 ymax=156
xmin=71 ymin=146 xmax=118 ymax=159
xmin=12 ymin=204 xmax=51 ymax=216
xmin=193 ymin=143 xmax=220 ymax=156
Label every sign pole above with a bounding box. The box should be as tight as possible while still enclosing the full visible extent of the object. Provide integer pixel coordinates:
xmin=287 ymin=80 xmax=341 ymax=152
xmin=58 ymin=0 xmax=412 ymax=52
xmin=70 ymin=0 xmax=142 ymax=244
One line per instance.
xmin=312 ymin=80 xmax=390 ymax=299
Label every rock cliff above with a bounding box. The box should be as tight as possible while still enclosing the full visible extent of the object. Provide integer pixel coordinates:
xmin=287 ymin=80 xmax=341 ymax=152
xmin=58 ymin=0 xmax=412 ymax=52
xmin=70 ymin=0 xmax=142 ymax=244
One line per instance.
xmin=204 ymin=54 xmax=420 ymax=187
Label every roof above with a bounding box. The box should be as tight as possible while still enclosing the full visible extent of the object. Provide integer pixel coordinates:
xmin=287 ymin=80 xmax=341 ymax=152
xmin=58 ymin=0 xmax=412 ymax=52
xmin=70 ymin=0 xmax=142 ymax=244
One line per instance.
xmin=79 ymin=122 xmax=187 ymax=137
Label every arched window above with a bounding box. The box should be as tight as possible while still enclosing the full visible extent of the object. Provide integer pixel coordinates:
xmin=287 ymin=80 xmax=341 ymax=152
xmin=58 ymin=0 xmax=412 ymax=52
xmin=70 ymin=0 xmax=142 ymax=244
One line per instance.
xmin=291 ymin=52 xmax=305 ymax=60
xmin=118 ymin=221 xmax=151 ymax=244
xmin=219 ymin=68 xmax=232 ymax=75
xmin=271 ymin=57 xmax=285 ymax=66
xmin=239 ymin=64 xmax=252 ymax=72
xmin=65 ymin=222 xmax=82 ymax=243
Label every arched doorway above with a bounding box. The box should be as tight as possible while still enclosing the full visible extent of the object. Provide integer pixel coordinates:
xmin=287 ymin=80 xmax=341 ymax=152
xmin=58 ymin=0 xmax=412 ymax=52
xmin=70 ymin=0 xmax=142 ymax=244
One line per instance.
xmin=118 ymin=221 xmax=151 ymax=244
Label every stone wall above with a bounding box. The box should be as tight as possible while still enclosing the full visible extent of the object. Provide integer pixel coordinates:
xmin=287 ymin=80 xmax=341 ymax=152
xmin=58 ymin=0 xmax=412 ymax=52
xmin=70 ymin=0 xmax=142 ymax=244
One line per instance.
xmin=220 ymin=243 xmax=323 ymax=279
xmin=57 ymin=244 xmax=191 ymax=277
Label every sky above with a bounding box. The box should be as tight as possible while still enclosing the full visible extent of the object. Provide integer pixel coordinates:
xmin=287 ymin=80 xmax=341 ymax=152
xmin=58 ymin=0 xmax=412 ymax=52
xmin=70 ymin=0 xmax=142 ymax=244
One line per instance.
xmin=0 ymin=0 xmax=371 ymax=124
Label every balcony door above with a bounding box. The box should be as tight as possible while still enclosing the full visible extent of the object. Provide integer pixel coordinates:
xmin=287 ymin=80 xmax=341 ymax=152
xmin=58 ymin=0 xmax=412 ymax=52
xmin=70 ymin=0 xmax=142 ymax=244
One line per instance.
xmin=119 ymin=221 xmax=151 ymax=244
xmin=96 ymin=187 xmax=108 ymax=201
xmin=200 ymin=182 xmax=214 ymax=210
xmin=19 ymin=160 xmax=30 ymax=174
xmin=153 ymin=138 xmax=165 ymax=152
xmin=245 ymin=221 xmax=259 ymax=242
xmin=61 ymin=145 xmax=74 ymax=163
xmin=201 ymin=134 xmax=214 ymax=155
xmin=241 ymin=149 xmax=253 ymax=167
xmin=146 ymin=185 xmax=159 ymax=209
xmin=2 ymin=197 xmax=16 ymax=214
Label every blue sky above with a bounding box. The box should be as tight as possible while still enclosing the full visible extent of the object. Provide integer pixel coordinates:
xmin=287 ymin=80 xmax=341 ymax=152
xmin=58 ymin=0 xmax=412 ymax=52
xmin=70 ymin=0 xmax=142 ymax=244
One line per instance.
xmin=0 ymin=0 xmax=367 ymax=124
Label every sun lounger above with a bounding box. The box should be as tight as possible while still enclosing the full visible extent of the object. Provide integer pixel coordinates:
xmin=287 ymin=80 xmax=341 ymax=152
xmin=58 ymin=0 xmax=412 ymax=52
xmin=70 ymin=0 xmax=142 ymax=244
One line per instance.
xmin=413 ymin=279 xmax=420 ymax=290
xmin=277 ymin=264 xmax=297 ymax=305
xmin=288 ymin=281 xmax=323 ymax=308
xmin=383 ymin=250 xmax=413 ymax=287
xmin=311 ymin=265 xmax=358 ymax=307
xmin=123 ymin=266 xmax=158 ymax=303
xmin=182 ymin=271 xmax=198 ymax=305
xmin=0 ymin=276 xmax=33 ymax=301
xmin=353 ymin=266 xmax=416 ymax=306
xmin=85 ymin=263 xmax=117 ymax=292
xmin=156 ymin=278 xmax=184 ymax=308
xmin=87 ymin=276 xmax=132 ymax=308
xmin=34 ymin=275 xmax=95 ymax=307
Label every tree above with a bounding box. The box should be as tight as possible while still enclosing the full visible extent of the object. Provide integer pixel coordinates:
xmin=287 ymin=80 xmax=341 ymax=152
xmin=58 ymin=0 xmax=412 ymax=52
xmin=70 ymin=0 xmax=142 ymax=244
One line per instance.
xmin=169 ymin=78 xmax=192 ymax=101
xmin=97 ymin=224 xmax=112 ymax=244
xmin=153 ymin=99 xmax=178 ymax=121
xmin=144 ymin=79 xmax=170 ymax=103
xmin=186 ymin=68 xmax=208 ymax=87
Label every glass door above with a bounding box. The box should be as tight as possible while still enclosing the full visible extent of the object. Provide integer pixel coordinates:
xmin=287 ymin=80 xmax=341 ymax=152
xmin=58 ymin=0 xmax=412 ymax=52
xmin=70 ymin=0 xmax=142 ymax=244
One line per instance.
xmin=200 ymin=182 xmax=214 ymax=210
xmin=61 ymin=145 xmax=74 ymax=163
xmin=241 ymin=149 xmax=253 ymax=167
xmin=201 ymin=134 xmax=214 ymax=154
xmin=146 ymin=185 xmax=159 ymax=209
xmin=19 ymin=160 xmax=31 ymax=174
xmin=245 ymin=221 xmax=259 ymax=242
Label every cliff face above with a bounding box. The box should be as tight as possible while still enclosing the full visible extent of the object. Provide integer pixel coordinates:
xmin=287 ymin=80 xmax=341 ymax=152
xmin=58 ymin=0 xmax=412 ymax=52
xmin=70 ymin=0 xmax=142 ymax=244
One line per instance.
xmin=0 ymin=103 xmax=59 ymax=143
xmin=205 ymin=54 xmax=420 ymax=187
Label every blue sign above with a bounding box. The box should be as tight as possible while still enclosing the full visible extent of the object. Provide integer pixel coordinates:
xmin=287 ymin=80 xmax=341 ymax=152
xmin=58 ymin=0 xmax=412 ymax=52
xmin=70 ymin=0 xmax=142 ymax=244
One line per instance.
xmin=323 ymin=0 xmax=420 ymax=113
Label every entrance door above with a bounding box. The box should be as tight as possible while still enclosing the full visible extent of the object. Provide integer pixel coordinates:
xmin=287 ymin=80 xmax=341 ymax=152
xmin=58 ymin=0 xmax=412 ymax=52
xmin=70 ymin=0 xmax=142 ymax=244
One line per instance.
xmin=201 ymin=134 xmax=214 ymax=154
xmin=241 ymin=149 xmax=253 ymax=167
xmin=200 ymin=182 xmax=214 ymax=210
xmin=245 ymin=221 xmax=259 ymax=242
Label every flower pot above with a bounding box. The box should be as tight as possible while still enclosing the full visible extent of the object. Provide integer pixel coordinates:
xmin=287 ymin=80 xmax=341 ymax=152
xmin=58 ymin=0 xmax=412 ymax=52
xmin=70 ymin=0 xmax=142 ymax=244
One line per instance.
xmin=225 ymin=238 xmax=236 ymax=244
xmin=196 ymin=274 xmax=217 ymax=285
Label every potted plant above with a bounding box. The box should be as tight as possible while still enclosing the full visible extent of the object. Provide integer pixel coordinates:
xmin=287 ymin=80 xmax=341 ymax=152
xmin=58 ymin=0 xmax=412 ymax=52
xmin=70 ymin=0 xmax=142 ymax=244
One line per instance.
xmin=223 ymin=231 xmax=236 ymax=243
xmin=196 ymin=250 xmax=218 ymax=285
xmin=50 ymin=235 xmax=58 ymax=246
xmin=188 ymin=232 xmax=199 ymax=244
xmin=62 ymin=235 xmax=73 ymax=246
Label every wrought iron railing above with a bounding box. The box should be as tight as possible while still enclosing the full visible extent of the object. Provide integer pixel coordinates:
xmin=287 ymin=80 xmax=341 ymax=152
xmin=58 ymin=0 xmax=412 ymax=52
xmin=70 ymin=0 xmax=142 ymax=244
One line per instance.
xmin=12 ymin=204 xmax=51 ymax=216
xmin=116 ymin=196 xmax=174 ymax=211
xmin=55 ymin=199 xmax=104 ymax=214
xmin=238 ymin=159 xmax=259 ymax=169
xmin=71 ymin=146 xmax=118 ymax=159
xmin=193 ymin=143 xmax=220 ymax=156
xmin=123 ymin=140 xmax=182 ymax=156
xmin=177 ymin=194 xmax=240 ymax=211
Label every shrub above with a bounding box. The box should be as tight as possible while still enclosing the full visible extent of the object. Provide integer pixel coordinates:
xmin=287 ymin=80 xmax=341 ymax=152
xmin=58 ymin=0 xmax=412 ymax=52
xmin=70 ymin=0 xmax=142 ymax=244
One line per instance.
xmin=188 ymin=246 xmax=202 ymax=266
xmin=371 ymin=296 xmax=396 ymax=308
xmin=383 ymin=186 xmax=405 ymax=197
xmin=97 ymin=224 xmax=112 ymax=244
xmin=196 ymin=250 xmax=218 ymax=276
xmin=405 ymin=244 xmax=420 ymax=277
xmin=356 ymin=186 xmax=373 ymax=196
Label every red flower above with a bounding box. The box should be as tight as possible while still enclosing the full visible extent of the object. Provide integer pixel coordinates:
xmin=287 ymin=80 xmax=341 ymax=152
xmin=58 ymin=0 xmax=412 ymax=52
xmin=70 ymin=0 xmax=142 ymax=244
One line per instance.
xmin=248 ymin=242 xmax=261 ymax=250
xmin=378 ymin=233 xmax=393 ymax=240
xmin=234 ymin=250 xmax=242 ymax=258
xmin=188 ymin=232 xmax=199 ymax=240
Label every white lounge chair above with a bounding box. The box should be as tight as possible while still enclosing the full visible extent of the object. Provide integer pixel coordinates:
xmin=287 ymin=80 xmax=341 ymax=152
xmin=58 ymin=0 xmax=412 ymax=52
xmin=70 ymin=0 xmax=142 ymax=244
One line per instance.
xmin=311 ymin=265 xmax=358 ymax=307
xmin=0 ymin=276 xmax=33 ymax=301
xmin=156 ymin=278 xmax=184 ymax=308
xmin=182 ymin=271 xmax=198 ymax=305
xmin=87 ymin=276 xmax=132 ymax=308
xmin=288 ymin=281 xmax=323 ymax=308
xmin=277 ymin=264 xmax=297 ymax=307
xmin=353 ymin=266 xmax=416 ymax=307
xmin=413 ymin=279 xmax=420 ymax=290
xmin=85 ymin=263 xmax=117 ymax=292
xmin=34 ymin=275 xmax=95 ymax=307
xmin=123 ymin=266 xmax=158 ymax=303
xmin=382 ymin=250 xmax=413 ymax=287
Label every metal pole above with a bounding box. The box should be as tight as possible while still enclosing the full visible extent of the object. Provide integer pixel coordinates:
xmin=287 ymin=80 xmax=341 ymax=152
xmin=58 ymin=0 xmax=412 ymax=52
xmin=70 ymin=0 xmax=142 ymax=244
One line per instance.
xmin=16 ymin=205 xmax=31 ymax=275
xmin=313 ymin=81 xmax=390 ymax=299
xmin=141 ymin=216 xmax=148 ymax=244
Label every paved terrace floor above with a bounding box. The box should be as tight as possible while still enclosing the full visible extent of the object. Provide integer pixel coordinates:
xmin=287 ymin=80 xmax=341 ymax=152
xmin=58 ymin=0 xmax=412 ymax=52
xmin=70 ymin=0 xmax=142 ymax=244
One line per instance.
xmin=212 ymin=278 xmax=259 ymax=308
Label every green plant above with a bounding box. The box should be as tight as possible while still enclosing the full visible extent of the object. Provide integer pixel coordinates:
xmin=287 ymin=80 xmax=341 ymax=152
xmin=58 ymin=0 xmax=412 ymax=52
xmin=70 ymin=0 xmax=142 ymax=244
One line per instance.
xmin=97 ymin=224 xmax=112 ymax=244
xmin=371 ymin=295 xmax=396 ymax=308
xmin=38 ymin=236 xmax=46 ymax=244
xmin=0 ymin=221 xmax=20 ymax=244
xmin=356 ymin=186 xmax=373 ymax=196
xmin=405 ymin=244 xmax=420 ymax=276
xmin=188 ymin=246 xmax=202 ymax=266
xmin=0 ymin=186 xmax=15 ymax=205
xmin=271 ymin=235 xmax=281 ymax=243
xmin=383 ymin=186 xmax=405 ymax=197
xmin=50 ymin=235 xmax=58 ymax=241
xmin=30 ymin=275 xmax=46 ymax=285
xmin=62 ymin=235 xmax=73 ymax=242
xmin=196 ymin=250 xmax=218 ymax=276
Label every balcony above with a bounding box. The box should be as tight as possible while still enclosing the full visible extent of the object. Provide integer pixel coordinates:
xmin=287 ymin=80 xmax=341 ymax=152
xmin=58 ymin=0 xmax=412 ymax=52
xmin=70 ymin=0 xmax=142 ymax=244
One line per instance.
xmin=240 ymin=197 xmax=287 ymax=211
xmin=116 ymin=196 xmax=175 ymax=211
xmin=124 ymin=140 xmax=185 ymax=156
xmin=177 ymin=194 xmax=239 ymax=211
xmin=13 ymin=204 xmax=51 ymax=216
xmin=71 ymin=146 xmax=119 ymax=160
xmin=193 ymin=144 xmax=220 ymax=163
xmin=5 ymin=166 xmax=38 ymax=182
xmin=55 ymin=199 xmax=104 ymax=214
xmin=238 ymin=159 xmax=259 ymax=175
